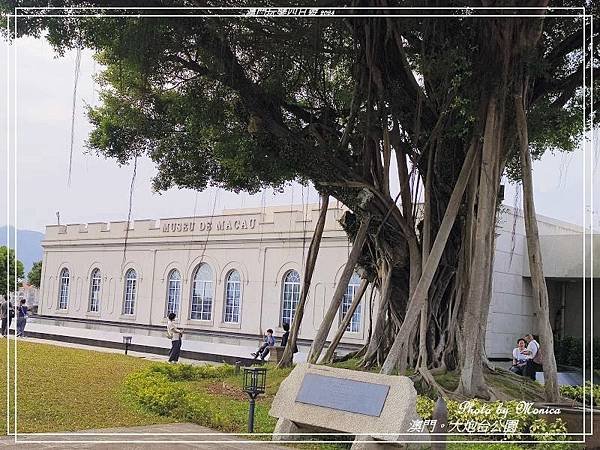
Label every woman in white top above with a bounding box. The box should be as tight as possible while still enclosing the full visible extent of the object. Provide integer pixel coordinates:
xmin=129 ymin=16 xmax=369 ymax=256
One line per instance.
xmin=509 ymin=338 xmax=528 ymax=375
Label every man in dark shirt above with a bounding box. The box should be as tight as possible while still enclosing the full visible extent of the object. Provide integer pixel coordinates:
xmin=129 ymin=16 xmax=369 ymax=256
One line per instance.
xmin=280 ymin=322 xmax=290 ymax=347
xmin=280 ymin=322 xmax=298 ymax=354
xmin=1 ymin=300 xmax=14 ymax=337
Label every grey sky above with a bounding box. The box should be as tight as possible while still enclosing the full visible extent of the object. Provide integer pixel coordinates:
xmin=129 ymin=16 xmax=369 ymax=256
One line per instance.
xmin=1 ymin=37 xmax=597 ymax=233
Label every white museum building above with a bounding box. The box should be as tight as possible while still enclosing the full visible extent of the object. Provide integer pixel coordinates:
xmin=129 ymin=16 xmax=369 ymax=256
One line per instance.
xmin=37 ymin=204 xmax=598 ymax=358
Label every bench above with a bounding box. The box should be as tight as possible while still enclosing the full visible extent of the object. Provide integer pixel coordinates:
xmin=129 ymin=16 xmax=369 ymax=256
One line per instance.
xmin=268 ymin=346 xmax=286 ymax=363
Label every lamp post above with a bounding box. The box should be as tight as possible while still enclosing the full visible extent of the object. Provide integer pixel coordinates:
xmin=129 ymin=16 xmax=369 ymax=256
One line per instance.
xmin=242 ymin=367 xmax=266 ymax=433
xmin=122 ymin=335 xmax=132 ymax=355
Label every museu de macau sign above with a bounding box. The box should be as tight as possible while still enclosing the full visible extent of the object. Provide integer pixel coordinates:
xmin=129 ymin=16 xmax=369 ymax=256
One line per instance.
xmin=161 ymin=217 xmax=258 ymax=233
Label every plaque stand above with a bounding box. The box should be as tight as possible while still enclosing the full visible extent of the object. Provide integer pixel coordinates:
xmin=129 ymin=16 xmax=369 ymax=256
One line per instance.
xmin=351 ymin=435 xmax=404 ymax=449
xmin=272 ymin=418 xmax=301 ymax=441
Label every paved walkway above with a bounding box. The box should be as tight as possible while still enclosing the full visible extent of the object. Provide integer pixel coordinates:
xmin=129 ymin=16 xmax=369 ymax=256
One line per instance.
xmin=0 ymin=423 xmax=290 ymax=448
xmin=16 ymin=320 xmax=310 ymax=365
xmin=12 ymin=336 xmax=216 ymax=366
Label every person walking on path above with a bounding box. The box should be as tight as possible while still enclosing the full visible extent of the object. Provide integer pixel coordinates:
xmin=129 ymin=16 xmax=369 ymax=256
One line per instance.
xmin=16 ymin=299 xmax=28 ymax=337
xmin=1 ymin=299 xmax=14 ymax=337
xmin=166 ymin=312 xmax=184 ymax=363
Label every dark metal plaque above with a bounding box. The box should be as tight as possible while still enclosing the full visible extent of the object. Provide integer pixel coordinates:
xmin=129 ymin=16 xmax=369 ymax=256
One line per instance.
xmin=295 ymin=373 xmax=390 ymax=417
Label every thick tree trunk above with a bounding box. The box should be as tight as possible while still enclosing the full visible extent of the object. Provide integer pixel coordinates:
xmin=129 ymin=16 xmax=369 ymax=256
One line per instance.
xmin=456 ymin=97 xmax=502 ymax=400
xmin=457 ymin=97 xmax=498 ymax=398
xmin=478 ymin=200 xmax=500 ymax=372
xmin=322 ymin=278 xmax=369 ymax=363
xmin=308 ymin=215 xmax=371 ymax=363
xmin=381 ymin=138 xmax=478 ymax=374
xmin=417 ymin=148 xmax=433 ymax=369
xmin=278 ymin=194 xmax=329 ymax=368
xmin=515 ymin=94 xmax=560 ymax=402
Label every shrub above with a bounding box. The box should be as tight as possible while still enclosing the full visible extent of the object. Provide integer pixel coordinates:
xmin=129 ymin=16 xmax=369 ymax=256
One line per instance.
xmin=416 ymin=395 xmax=435 ymax=419
xmin=123 ymin=362 xmax=277 ymax=434
xmin=416 ymin=396 xmax=568 ymax=442
xmin=146 ymin=362 xmax=236 ymax=381
xmin=559 ymin=382 xmax=600 ymax=407
xmin=529 ymin=417 xmax=567 ymax=442
xmin=123 ymin=371 xmax=188 ymax=416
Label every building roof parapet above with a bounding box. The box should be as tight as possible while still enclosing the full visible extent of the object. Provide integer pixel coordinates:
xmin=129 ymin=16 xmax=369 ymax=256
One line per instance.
xmin=501 ymin=205 xmax=585 ymax=234
xmin=43 ymin=204 xmax=347 ymax=243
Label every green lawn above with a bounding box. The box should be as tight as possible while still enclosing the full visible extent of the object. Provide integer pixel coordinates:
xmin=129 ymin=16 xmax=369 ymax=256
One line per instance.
xmin=0 ymin=340 xmax=175 ymax=433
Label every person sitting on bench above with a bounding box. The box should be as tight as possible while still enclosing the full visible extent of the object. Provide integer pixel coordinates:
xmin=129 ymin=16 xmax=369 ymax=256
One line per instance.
xmin=522 ymin=333 xmax=543 ymax=380
xmin=510 ymin=338 xmax=528 ymax=375
xmin=252 ymin=328 xmax=275 ymax=361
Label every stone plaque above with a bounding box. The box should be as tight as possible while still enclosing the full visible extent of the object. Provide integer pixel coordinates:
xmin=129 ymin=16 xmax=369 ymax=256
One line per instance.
xmin=270 ymin=363 xmax=428 ymax=444
xmin=295 ymin=373 xmax=389 ymax=417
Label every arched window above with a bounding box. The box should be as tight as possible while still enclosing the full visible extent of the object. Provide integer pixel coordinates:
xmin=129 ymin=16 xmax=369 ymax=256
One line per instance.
xmin=122 ymin=269 xmax=137 ymax=315
xmin=190 ymin=264 xmax=213 ymax=321
xmin=340 ymin=272 xmax=361 ymax=332
xmin=89 ymin=268 xmax=101 ymax=312
xmin=280 ymin=270 xmax=300 ymax=326
xmin=58 ymin=268 xmax=70 ymax=309
xmin=223 ymin=270 xmax=241 ymax=323
xmin=166 ymin=269 xmax=182 ymax=316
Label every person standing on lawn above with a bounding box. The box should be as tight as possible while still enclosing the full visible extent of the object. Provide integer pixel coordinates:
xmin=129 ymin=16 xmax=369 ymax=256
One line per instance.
xmin=166 ymin=312 xmax=184 ymax=363
xmin=16 ymin=299 xmax=28 ymax=337
xmin=1 ymin=299 xmax=14 ymax=337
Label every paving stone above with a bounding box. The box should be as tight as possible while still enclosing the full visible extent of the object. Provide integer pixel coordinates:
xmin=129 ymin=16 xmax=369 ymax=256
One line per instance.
xmin=0 ymin=423 xmax=289 ymax=449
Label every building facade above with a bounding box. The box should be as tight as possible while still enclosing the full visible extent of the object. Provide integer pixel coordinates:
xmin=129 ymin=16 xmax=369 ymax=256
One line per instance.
xmin=38 ymin=204 xmax=596 ymax=358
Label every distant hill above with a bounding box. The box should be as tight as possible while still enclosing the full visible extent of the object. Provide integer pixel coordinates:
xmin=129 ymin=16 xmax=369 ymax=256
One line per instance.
xmin=0 ymin=226 xmax=44 ymax=274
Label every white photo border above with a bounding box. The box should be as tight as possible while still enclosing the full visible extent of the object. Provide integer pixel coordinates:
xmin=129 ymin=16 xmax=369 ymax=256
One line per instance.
xmin=5 ymin=5 xmax=595 ymax=446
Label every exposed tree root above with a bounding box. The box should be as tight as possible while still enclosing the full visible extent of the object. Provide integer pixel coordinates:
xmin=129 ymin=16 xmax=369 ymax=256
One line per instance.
xmin=413 ymin=366 xmax=452 ymax=398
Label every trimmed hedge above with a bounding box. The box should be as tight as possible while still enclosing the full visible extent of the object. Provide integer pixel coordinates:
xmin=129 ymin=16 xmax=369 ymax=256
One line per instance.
xmin=145 ymin=362 xmax=236 ymax=381
xmin=123 ymin=363 xmax=276 ymax=433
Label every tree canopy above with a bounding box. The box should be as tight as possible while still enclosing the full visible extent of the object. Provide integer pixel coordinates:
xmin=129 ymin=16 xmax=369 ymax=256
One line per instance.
xmin=0 ymin=246 xmax=24 ymax=298
xmin=27 ymin=260 xmax=42 ymax=288
xmin=3 ymin=2 xmax=593 ymax=197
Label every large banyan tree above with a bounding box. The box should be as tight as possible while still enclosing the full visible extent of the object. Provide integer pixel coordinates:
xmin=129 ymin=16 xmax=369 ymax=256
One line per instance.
xmin=4 ymin=1 xmax=596 ymax=400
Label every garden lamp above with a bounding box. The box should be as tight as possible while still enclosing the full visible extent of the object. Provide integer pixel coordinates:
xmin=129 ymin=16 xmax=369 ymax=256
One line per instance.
xmin=242 ymin=367 xmax=266 ymax=433
xmin=122 ymin=335 xmax=132 ymax=355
